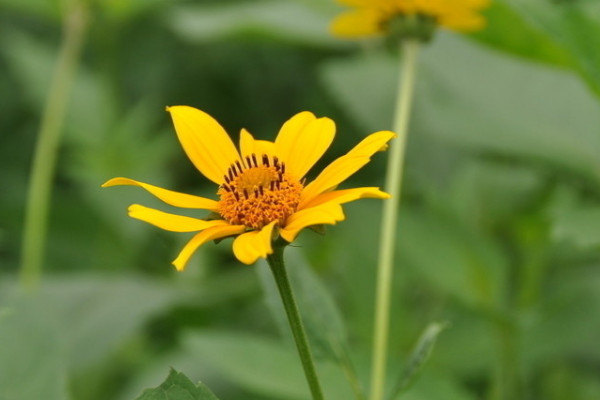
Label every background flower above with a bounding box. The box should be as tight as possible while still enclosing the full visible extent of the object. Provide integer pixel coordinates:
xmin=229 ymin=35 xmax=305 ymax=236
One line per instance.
xmin=331 ymin=0 xmax=491 ymax=38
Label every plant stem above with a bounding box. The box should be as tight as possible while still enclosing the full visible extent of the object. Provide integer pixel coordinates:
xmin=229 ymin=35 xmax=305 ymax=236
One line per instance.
xmin=267 ymin=246 xmax=325 ymax=400
xmin=19 ymin=0 xmax=89 ymax=290
xmin=370 ymin=39 xmax=420 ymax=400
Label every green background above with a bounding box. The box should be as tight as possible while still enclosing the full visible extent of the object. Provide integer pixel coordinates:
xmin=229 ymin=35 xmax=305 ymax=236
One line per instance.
xmin=1 ymin=0 xmax=600 ymax=399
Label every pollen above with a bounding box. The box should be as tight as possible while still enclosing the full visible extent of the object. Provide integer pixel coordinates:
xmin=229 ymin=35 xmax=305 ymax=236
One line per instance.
xmin=217 ymin=154 xmax=303 ymax=229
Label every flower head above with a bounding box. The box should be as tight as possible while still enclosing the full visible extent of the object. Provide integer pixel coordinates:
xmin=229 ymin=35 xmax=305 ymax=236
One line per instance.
xmin=103 ymin=106 xmax=395 ymax=269
xmin=331 ymin=0 xmax=490 ymax=40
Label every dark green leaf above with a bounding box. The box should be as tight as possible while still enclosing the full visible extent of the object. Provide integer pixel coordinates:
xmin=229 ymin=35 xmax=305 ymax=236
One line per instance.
xmin=501 ymin=0 xmax=600 ymax=95
xmin=135 ymin=369 xmax=219 ymax=400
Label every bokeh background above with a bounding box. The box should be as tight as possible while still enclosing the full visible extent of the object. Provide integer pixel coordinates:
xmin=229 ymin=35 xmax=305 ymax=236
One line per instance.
xmin=1 ymin=0 xmax=600 ymax=399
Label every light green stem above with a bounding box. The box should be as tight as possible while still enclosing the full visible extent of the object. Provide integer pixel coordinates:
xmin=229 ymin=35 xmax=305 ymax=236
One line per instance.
xmin=370 ymin=39 xmax=420 ymax=400
xmin=267 ymin=246 xmax=325 ymax=400
xmin=19 ymin=0 xmax=89 ymax=290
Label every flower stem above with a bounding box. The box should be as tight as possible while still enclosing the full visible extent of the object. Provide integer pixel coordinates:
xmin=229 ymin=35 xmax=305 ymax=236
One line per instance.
xmin=370 ymin=39 xmax=420 ymax=400
xmin=267 ymin=246 xmax=325 ymax=400
xmin=19 ymin=0 xmax=89 ymax=291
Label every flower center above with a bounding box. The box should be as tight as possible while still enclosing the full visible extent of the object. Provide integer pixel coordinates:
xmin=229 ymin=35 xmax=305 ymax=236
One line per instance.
xmin=217 ymin=154 xmax=303 ymax=230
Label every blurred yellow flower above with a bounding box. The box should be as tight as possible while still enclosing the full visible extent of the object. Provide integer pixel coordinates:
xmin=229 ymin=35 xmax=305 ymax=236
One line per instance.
xmin=103 ymin=106 xmax=394 ymax=269
xmin=331 ymin=0 xmax=490 ymax=38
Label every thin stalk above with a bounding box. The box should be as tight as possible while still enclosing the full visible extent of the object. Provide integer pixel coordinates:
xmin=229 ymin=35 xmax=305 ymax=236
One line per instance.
xmin=19 ymin=0 xmax=89 ymax=290
xmin=370 ymin=39 xmax=420 ymax=400
xmin=267 ymin=246 xmax=325 ymax=400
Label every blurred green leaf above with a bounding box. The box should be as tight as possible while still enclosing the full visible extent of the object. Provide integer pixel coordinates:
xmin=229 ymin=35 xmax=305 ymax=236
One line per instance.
xmin=322 ymin=34 xmax=600 ymax=183
xmin=471 ymin=1 xmax=575 ymax=68
xmin=257 ymin=248 xmax=363 ymax=397
xmin=135 ymin=368 xmax=220 ymax=400
xmin=501 ymin=0 xmax=600 ymax=95
xmin=552 ymin=206 xmax=600 ymax=249
xmin=0 ymin=0 xmax=61 ymax=19
xmin=0 ymin=275 xmax=180 ymax=370
xmin=0 ymin=298 xmax=69 ymax=400
xmin=182 ymin=330 xmax=354 ymax=400
xmin=398 ymin=208 xmax=508 ymax=309
xmin=390 ymin=322 xmax=448 ymax=399
xmin=168 ymin=1 xmax=343 ymax=48
xmin=400 ymin=372 xmax=476 ymax=400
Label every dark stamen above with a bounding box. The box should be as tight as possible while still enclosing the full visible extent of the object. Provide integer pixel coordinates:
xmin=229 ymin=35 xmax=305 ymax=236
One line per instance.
xmin=263 ymin=154 xmax=270 ymax=167
xmin=228 ymin=168 xmax=235 ymax=180
xmin=252 ymin=154 xmax=258 ymax=167
xmin=280 ymin=162 xmax=286 ymax=174
xmin=222 ymin=184 xmax=231 ymax=192
xmin=273 ymin=156 xmax=279 ymax=167
xmin=224 ymin=175 xmax=230 ymax=183
xmin=235 ymin=161 xmax=244 ymax=173
xmin=270 ymin=181 xmax=275 ymax=191
xmin=245 ymin=156 xmax=252 ymax=168
xmin=254 ymin=189 xmax=259 ymax=198
xmin=258 ymin=186 xmax=264 ymax=196
xmin=233 ymin=192 xmax=240 ymax=201
xmin=243 ymin=189 xmax=249 ymax=199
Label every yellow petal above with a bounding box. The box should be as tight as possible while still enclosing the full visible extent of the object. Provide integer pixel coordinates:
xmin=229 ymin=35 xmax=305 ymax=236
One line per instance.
xmin=275 ymin=112 xmax=336 ymax=179
xmin=330 ymin=10 xmax=383 ymax=37
xmin=102 ymin=177 xmax=219 ymax=210
xmin=167 ymin=106 xmax=241 ymax=184
xmin=172 ymin=224 xmax=246 ymax=271
xmin=299 ymin=130 xmax=395 ymax=208
xmin=239 ymin=128 xmax=276 ymax=160
xmin=300 ymin=187 xmax=390 ymax=210
xmin=232 ymin=221 xmax=277 ymax=265
xmin=128 ymin=204 xmax=226 ymax=232
xmin=345 ymin=130 xmax=396 ymax=157
xmin=280 ymin=203 xmax=345 ymax=243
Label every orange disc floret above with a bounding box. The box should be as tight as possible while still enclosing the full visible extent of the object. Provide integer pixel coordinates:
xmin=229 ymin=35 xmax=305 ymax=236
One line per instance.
xmin=217 ymin=153 xmax=303 ymax=229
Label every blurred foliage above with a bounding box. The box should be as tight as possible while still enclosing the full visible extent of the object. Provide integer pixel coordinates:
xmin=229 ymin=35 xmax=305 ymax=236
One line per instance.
xmin=1 ymin=0 xmax=600 ymax=399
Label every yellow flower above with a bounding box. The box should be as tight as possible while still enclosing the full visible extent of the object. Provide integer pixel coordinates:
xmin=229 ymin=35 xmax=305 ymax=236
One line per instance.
xmin=103 ymin=106 xmax=395 ymax=269
xmin=331 ymin=0 xmax=490 ymax=38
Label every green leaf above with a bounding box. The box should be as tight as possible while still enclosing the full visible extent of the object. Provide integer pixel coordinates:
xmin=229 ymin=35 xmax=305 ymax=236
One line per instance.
xmin=0 ymin=297 xmax=69 ymax=400
xmin=551 ymin=197 xmax=600 ymax=248
xmin=257 ymin=249 xmax=364 ymax=397
xmin=0 ymin=275 xmax=179 ymax=370
xmin=135 ymin=369 xmax=220 ymax=400
xmin=322 ymin=34 xmax=600 ymax=184
xmin=389 ymin=322 xmax=448 ymax=399
xmin=501 ymin=0 xmax=600 ymax=95
xmin=182 ymin=331 xmax=354 ymax=400
xmin=398 ymin=208 xmax=508 ymax=309
xmin=470 ymin=2 xmax=575 ymax=68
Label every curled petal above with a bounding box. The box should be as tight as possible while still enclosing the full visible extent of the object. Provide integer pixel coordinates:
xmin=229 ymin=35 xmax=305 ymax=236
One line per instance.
xmin=172 ymin=224 xmax=246 ymax=271
xmin=299 ymin=130 xmax=395 ymax=208
xmin=167 ymin=106 xmax=241 ymax=184
xmin=102 ymin=177 xmax=218 ymax=210
xmin=280 ymin=203 xmax=345 ymax=243
xmin=300 ymin=187 xmax=390 ymax=210
xmin=128 ymin=204 xmax=225 ymax=232
xmin=232 ymin=221 xmax=277 ymax=265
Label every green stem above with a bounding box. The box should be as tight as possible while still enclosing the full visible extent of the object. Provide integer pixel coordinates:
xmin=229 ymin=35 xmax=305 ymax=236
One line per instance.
xmin=19 ymin=0 xmax=89 ymax=290
xmin=370 ymin=39 xmax=420 ymax=400
xmin=267 ymin=246 xmax=325 ymax=400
